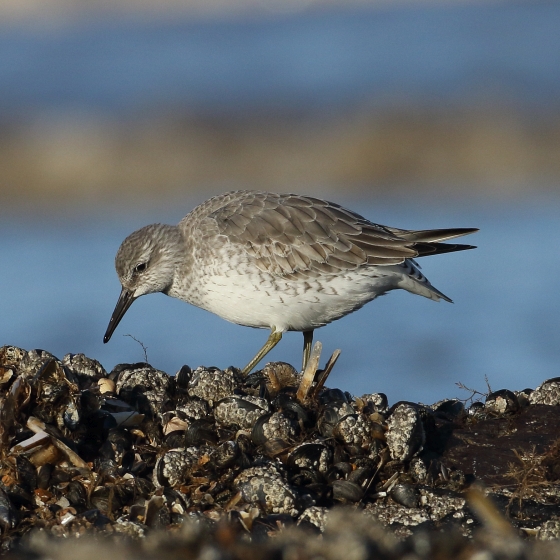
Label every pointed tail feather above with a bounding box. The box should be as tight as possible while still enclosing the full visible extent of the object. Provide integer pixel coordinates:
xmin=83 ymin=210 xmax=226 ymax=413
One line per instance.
xmin=387 ymin=227 xmax=479 ymax=243
xmin=414 ymin=242 xmax=477 ymax=258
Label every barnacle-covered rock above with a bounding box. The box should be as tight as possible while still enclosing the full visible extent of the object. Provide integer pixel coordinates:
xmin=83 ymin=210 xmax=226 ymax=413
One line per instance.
xmin=409 ymin=456 xmax=429 ymax=483
xmin=251 ymin=412 xmax=296 ymax=446
xmin=529 ymin=378 xmax=560 ymax=405
xmin=214 ymin=395 xmax=270 ymax=429
xmin=262 ymin=362 xmax=299 ymax=396
xmin=30 ymin=359 xmax=81 ymax=432
xmin=538 ymin=518 xmax=560 ymax=540
xmin=317 ymin=401 xmax=355 ymax=438
xmin=288 ymin=442 xmax=332 ymax=473
xmin=176 ymin=398 xmax=209 ymax=420
xmin=332 ymin=413 xmax=372 ymax=448
xmin=212 ymin=440 xmax=240 ymax=469
xmin=386 ymin=403 xmax=425 ymax=462
xmin=360 ymin=392 xmax=389 ymax=415
xmin=485 ymin=389 xmax=520 ymax=415
xmin=63 ymin=353 xmax=107 ymax=386
xmin=0 ymin=346 xmax=27 ymax=370
xmin=298 ymin=506 xmax=328 ymax=531
xmin=2 ymin=344 xmax=560 ymax=557
xmin=187 ymin=367 xmax=236 ymax=404
xmin=273 ymin=392 xmax=311 ymax=427
xmin=154 ymin=447 xmax=201 ymax=487
xmin=20 ymin=349 xmax=59 ymax=378
xmin=235 ymin=465 xmax=299 ymax=516
xmin=114 ymin=363 xmax=174 ymax=416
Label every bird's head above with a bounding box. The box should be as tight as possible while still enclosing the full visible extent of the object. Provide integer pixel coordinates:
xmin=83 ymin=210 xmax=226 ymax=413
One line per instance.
xmin=104 ymin=223 xmax=185 ymax=343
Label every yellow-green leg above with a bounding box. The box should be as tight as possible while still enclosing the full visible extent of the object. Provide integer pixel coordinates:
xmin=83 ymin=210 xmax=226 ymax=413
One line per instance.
xmin=302 ymin=330 xmax=314 ymax=371
xmin=242 ymin=329 xmax=283 ymax=375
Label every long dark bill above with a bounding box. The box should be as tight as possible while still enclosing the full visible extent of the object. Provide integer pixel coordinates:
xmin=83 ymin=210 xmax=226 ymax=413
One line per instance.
xmin=103 ymin=287 xmax=136 ymax=343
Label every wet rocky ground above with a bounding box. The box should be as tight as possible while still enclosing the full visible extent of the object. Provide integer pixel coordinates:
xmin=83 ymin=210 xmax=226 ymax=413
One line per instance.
xmin=1 ymin=344 xmax=560 ymax=559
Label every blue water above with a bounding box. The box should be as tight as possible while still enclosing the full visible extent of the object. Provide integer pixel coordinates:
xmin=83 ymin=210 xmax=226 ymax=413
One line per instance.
xmin=1 ymin=2 xmax=559 ymax=116
xmin=2 ymin=193 xmax=559 ymax=405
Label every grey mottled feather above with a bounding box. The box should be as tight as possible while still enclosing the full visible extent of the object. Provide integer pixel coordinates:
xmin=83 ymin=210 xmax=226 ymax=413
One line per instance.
xmin=180 ymin=190 xmax=477 ymax=279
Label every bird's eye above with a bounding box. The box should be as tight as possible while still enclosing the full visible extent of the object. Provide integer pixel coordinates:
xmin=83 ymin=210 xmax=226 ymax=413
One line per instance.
xmin=134 ymin=262 xmax=147 ymax=273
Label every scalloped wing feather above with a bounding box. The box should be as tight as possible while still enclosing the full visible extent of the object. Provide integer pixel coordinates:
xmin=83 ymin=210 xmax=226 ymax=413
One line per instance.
xmin=187 ymin=191 xmax=477 ymax=277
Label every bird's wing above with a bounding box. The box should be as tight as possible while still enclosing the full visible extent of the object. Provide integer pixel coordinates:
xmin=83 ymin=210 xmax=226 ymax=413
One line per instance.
xmin=196 ymin=190 xmax=476 ymax=277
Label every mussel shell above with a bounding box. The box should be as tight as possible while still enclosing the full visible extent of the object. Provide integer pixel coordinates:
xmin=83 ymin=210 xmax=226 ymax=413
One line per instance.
xmin=360 ymin=392 xmax=389 ymax=414
xmin=134 ymin=476 xmax=155 ymax=498
xmin=185 ymin=419 xmax=218 ymax=446
xmin=84 ymin=410 xmax=118 ymax=442
xmin=115 ymin=364 xmax=175 ymax=417
xmin=467 ymin=401 xmax=485 ymax=417
xmin=165 ymin=430 xmax=186 ymax=448
xmin=255 ymin=412 xmax=297 ymax=451
xmin=0 ymin=346 xmax=26 ymax=369
xmin=37 ymin=463 xmax=55 ymax=490
xmin=251 ymin=514 xmax=295 ymax=538
xmin=485 ymin=389 xmax=519 ymax=415
xmin=16 ymin=455 xmax=37 ymax=491
xmin=175 ymin=365 xmax=192 ymax=389
xmin=90 ymin=484 xmax=133 ymax=513
xmin=434 ymin=399 xmax=466 ymax=421
xmin=326 ymin=462 xmax=353 ymax=483
xmin=187 ymin=367 xmax=236 ymax=404
xmin=49 ymin=467 xmax=73 ymax=485
xmin=0 ymin=366 xmax=14 ymax=387
xmin=145 ymin=495 xmax=169 ymax=529
xmin=236 ymin=475 xmax=298 ymax=516
xmin=263 ymin=439 xmax=291 ymax=456
xmin=290 ymin=468 xmax=324 ymax=486
xmin=386 ymin=403 xmax=426 ymax=462
xmin=318 ymin=388 xmax=350 ymax=406
xmin=131 ymin=460 xmax=149 ymax=477
xmin=317 ymin=403 xmax=354 ymax=438
xmin=66 ymin=480 xmax=88 ymax=510
xmin=80 ymin=509 xmax=112 ymax=528
xmin=390 ymin=483 xmax=421 ymax=508
xmin=251 ymin=414 xmax=272 ymax=446
xmin=213 ymin=440 xmax=240 ymax=469
xmin=262 ymin=361 xmax=299 ymax=388
xmin=106 ymin=427 xmax=133 ymax=452
xmin=332 ymin=480 xmax=364 ymax=502
xmin=288 ymin=443 xmax=332 ymax=474
xmin=0 ymin=488 xmax=16 ymax=532
xmin=63 ymin=397 xmax=82 ymax=431
xmin=62 ymin=353 xmax=107 ymax=384
xmin=6 ymin=485 xmax=34 ymax=508
xmin=155 ymin=448 xmax=199 ymax=487
xmin=273 ymin=393 xmax=311 ymax=426
xmin=347 ymin=465 xmax=373 ymax=486
xmin=80 ymin=390 xmax=101 ymax=417
xmin=214 ymin=396 xmax=270 ymax=429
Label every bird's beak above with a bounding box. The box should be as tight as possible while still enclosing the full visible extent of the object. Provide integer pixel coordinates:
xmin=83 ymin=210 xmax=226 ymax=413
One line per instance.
xmin=103 ymin=287 xmax=136 ymax=343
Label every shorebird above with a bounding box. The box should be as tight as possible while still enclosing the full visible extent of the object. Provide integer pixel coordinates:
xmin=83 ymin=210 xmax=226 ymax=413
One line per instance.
xmin=103 ymin=190 xmax=477 ymax=374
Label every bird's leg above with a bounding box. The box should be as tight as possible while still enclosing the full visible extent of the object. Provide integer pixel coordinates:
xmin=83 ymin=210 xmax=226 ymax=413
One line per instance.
xmin=302 ymin=330 xmax=314 ymax=371
xmin=242 ymin=329 xmax=283 ymax=376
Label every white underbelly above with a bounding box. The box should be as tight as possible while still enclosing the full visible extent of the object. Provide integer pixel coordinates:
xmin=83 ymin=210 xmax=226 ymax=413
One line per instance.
xmin=186 ymin=269 xmax=397 ymax=332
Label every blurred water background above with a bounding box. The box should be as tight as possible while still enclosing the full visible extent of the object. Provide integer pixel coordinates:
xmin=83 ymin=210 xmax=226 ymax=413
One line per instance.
xmin=1 ymin=0 xmax=559 ymax=404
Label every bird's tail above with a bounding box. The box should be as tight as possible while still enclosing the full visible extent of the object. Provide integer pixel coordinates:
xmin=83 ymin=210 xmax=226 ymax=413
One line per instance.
xmin=386 ymin=227 xmax=478 ymax=258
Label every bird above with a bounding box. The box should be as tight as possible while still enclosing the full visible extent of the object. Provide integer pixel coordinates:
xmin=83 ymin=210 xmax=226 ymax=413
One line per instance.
xmin=103 ymin=190 xmax=477 ymax=374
